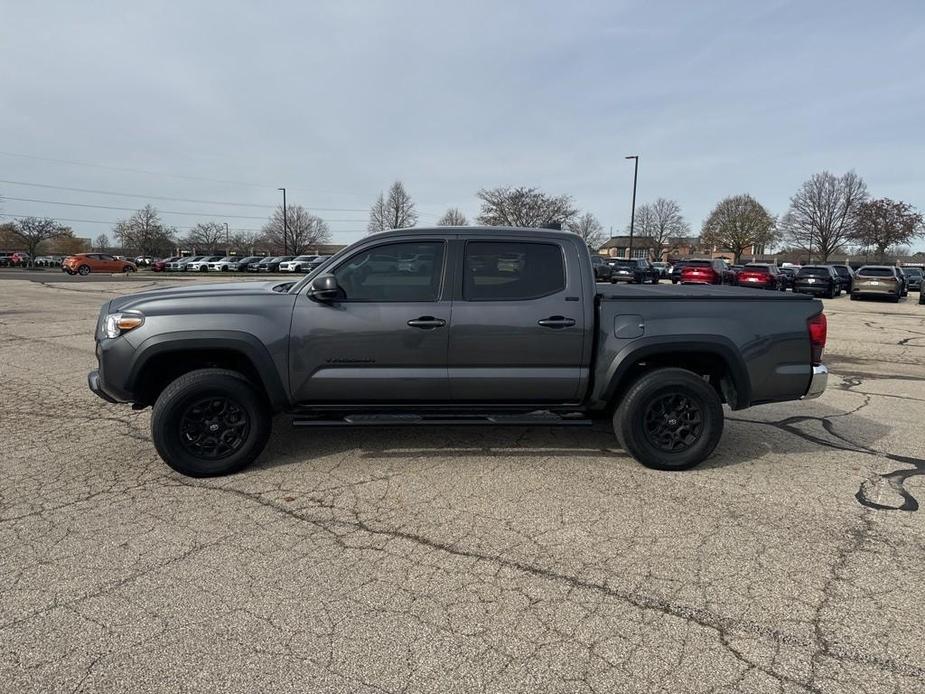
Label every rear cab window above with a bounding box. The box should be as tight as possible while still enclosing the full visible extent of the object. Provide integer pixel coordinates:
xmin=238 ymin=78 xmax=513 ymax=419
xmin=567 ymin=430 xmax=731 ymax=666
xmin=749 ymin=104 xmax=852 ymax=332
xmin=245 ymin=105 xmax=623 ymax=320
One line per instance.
xmin=463 ymin=241 xmax=565 ymax=301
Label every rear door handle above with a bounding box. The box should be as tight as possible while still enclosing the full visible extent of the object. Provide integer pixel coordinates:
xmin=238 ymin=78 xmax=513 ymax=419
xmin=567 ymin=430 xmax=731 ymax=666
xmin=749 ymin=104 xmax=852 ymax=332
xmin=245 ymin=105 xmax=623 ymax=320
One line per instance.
xmin=537 ymin=316 xmax=576 ymax=329
xmin=407 ymin=316 xmax=446 ymax=329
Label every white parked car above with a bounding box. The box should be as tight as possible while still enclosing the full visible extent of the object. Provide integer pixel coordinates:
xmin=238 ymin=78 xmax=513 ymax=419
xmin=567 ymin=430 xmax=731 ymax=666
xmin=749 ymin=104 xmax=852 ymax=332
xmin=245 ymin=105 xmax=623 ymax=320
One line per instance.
xmin=278 ymin=255 xmax=319 ymax=272
xmin=187 ymin=255 xmax=223 ymax=272
xmin=208 ymin=256 xmax=237 ymax=272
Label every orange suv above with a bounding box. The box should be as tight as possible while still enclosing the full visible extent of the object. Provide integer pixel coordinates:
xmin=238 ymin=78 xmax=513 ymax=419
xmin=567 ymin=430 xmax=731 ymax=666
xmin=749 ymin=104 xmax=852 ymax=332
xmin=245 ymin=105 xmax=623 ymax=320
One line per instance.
xmin=62 ymin=253 xmax=137 ymax=276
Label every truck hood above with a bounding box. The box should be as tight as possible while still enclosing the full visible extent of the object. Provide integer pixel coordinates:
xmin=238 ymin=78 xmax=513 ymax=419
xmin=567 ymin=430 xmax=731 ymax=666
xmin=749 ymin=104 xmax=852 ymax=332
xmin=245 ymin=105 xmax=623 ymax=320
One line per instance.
xmin=108 ymin=280 xmax=295 ymax=312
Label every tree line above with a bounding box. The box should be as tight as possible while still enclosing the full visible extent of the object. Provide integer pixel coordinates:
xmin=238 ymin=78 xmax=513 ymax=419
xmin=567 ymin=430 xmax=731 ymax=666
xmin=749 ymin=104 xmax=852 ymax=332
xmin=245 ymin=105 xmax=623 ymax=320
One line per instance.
xmin=369 ymin=173 xmax=924 ymax=263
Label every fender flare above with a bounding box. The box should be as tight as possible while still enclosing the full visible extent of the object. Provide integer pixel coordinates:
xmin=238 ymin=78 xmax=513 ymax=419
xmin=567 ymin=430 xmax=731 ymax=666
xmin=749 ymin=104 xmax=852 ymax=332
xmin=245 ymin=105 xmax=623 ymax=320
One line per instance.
xmin=128 ymin=330 xmax=289 ymax=411
xmin=600 ymin=335 xmax=752 ymax=410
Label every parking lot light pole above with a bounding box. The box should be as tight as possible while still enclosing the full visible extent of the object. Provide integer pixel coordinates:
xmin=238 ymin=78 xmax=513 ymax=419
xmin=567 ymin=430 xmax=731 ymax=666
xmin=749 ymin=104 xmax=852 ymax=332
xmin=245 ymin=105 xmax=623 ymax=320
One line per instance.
xmin=278 ymin=187 xmax=288 ymax=255
xmin=223 ymin=223 xmax=229 ymax=250
xmin=625 ymin=155 xmax=639 ymax=259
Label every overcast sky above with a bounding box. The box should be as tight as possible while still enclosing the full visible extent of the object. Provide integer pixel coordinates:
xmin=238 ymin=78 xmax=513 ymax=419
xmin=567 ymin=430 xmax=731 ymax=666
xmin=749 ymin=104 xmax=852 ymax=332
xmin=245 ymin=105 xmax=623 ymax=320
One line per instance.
xmin=2 ymin=0 xmax=924 ymax=249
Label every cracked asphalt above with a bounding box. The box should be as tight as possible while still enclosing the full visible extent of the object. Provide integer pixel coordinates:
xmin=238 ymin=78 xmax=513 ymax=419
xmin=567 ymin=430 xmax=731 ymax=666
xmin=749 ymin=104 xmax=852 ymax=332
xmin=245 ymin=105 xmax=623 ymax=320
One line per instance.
xmin=2 ymin=278 xmax=924 ymax=693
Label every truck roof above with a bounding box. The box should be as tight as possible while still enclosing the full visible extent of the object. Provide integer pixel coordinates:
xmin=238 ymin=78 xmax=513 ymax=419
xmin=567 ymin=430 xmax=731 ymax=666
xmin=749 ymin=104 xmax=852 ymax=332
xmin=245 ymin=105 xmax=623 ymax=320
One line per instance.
xmin=367 ymin=226 xmax=580 ymax=242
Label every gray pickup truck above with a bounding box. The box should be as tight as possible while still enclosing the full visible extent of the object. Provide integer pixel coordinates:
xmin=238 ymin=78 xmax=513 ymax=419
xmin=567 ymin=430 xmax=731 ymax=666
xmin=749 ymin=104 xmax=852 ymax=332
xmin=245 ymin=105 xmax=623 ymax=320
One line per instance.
xmin=89 ymin=226 xmax=828 ymax=476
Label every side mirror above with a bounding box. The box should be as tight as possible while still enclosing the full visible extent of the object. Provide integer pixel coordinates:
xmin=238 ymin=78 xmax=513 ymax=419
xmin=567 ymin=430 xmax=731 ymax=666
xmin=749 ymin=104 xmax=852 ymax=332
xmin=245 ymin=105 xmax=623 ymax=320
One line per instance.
xmin=308 ymin=273 xmax=339 ymax=302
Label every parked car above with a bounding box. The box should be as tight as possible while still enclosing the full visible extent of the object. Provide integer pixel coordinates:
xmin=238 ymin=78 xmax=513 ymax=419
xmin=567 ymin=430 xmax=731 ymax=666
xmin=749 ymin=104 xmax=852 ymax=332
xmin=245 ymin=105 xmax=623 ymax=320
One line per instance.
xmin=778 ymin=266 xmax=799 ymax=290
xmin=62 ymin=253 xmax=137 ymax=276
xmin=794 ymin=265 xmax=841 ymax=298
xmin=232 ymin=256 xmax=263 ymax=272
xmin=896 ymin=267 xmax=910 ymax=297
xmin=826 ymin=264 xmax=855 ymax=293
xmin=134 ymin=256 xmax=154 ymax=267
xmin=651 ymin=261 xmax=671 ymax=279
xmin=152 ymin=256 xmax=180 ymax=272
xmin=88 ymin=225 xmax=828 ymax=477
xmin=591 ymin=255 xmax=613 ymax=282
xmin=258 ymin=256 xmax=294 ymax=273
xmin=737 ymin=263 xmax=784 ymax=290
xmin=0 ymin=252 xmax=11 ymax=267
xmin=278 ymin=255 xmax=319 ymax=273
xmin=851 ymin=266 xmax=903 ymax=302
xmin=680 ymin=259 xmax=735 ymax=285
xmin=669 ymin=261 xmax=690 ymax=284
xmin=305 ymin=255 xmax=332 ymax=272
xmin=208 ymin=256 xmax=238 ymax=272
xmin=169 ymin=256 xmax=205 ymax=272
xmin=34 ymin=255 xmax=64 ymax=267
xmin=608 ymin=258 xmax=660 ymax=284
xmin=187 ymin=255 xmax=224 ymax=272
xmin=902 ymin=266 xmax=922 ymax=292
xmin=9 ymin=252 xmax=32 ymax=267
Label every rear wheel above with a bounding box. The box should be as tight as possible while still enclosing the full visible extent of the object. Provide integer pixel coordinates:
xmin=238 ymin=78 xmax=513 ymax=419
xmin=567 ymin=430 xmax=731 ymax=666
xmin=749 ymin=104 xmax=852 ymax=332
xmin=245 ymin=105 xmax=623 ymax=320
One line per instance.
xmin=151 ymin=368 xmax=272 ymax=477
xmin=122 ymin=265 xmax=134 ymax=273
xmin=613 ymin=368 xmax=724 ymax=471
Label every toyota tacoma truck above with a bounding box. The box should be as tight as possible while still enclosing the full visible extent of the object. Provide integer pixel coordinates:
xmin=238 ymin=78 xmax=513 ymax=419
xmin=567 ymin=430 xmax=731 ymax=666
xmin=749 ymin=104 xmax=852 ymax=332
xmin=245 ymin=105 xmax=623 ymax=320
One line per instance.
xmin=88 ymin=226 xmax=828 ymax=477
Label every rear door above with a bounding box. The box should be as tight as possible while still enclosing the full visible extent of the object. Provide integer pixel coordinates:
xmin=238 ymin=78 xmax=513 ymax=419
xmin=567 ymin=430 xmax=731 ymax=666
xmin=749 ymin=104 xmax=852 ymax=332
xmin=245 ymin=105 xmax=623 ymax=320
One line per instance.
xmin=447 ymin=237 xmax=588 ymax=402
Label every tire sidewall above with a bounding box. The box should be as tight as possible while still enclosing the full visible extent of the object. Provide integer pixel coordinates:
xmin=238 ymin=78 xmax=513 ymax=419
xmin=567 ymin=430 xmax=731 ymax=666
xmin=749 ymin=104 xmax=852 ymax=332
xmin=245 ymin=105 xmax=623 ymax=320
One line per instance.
xmin=152 ymin=371 xmax=271 ymax=477
xmin=614 ymin=369 xmax=724 ymax=471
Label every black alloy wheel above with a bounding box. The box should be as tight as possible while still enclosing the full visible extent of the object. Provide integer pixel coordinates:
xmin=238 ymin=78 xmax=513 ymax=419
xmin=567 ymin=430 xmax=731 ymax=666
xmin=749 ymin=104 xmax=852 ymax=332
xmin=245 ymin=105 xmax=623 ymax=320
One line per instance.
xmin=642 ymin=393 xmax=704 ymax=453
xmin=178 ymin=396 xmax=250 ymax=460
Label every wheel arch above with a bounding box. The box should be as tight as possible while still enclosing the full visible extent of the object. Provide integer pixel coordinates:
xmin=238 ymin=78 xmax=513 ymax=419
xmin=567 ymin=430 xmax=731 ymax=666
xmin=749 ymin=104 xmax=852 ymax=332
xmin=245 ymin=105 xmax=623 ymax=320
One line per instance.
xmin=128 ymin=331 xmax=289 ymax=411
xmin=598 ymin=337 xmax=752 ymax=412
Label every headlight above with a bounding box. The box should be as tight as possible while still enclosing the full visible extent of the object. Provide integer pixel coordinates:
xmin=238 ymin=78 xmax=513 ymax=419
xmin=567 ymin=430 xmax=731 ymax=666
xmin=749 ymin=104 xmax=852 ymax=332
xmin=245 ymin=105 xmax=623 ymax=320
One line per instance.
xmin=104 ymin=311 xmax=144 ymax=338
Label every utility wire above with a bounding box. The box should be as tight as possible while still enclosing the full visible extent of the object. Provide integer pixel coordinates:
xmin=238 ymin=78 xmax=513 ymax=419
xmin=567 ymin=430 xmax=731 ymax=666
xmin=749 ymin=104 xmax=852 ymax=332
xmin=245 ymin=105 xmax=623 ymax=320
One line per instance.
xmin=0 ymin=178 xmax=370 ymax=212
xmin=0 ymin=196 xmax=367 ymax=222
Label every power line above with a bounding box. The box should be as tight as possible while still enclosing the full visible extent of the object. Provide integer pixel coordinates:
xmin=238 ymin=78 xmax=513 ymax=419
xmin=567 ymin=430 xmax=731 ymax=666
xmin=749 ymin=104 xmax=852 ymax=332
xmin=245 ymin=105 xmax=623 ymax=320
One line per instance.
xmin=0 ymin=178 xmax=371 ymax=212
xmin=0 ymin=196 xmax=367 ymax=222
xmin=0 ymin=212 xmax=259 ymax=232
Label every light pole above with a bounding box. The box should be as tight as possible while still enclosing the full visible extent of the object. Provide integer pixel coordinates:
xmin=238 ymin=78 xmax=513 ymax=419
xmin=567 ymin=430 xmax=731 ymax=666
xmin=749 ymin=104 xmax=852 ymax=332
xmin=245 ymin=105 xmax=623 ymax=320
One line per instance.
xmin=277 ymin=187 xmax=288 ymax=255
xmin=223 ymin=223 xmax=229 ymax=251
xmin=625 ymin=155 xmax=639 ymax=259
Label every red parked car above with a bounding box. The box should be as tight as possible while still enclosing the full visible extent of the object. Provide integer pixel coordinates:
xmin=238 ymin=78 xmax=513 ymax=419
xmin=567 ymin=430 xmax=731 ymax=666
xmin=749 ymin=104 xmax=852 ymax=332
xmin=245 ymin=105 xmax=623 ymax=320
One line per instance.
xmin=737 ymin=263 xmax=784 ymax=290
xmin=680 ymin=259 xmax=735 ymax=285
xmin=152 ymin=256 xmax=180 ymax=272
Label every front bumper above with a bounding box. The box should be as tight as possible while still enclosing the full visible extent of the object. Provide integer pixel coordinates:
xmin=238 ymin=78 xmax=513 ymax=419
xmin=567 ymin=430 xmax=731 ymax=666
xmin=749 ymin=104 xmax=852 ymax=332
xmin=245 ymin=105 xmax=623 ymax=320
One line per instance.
xmin=88 ymin=369 xmax=118 ymax=403
xmin=802 ymin=364 xmax=828 ymax=399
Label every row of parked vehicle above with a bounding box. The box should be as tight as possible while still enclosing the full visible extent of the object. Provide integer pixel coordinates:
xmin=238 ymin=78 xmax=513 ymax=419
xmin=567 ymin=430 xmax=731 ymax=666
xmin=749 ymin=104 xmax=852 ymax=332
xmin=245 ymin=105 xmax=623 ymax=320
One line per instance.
xmin=150 ymin=254 xmax=333 ymax=273
xmin=590 ymin=256 xmax=924 ymax=303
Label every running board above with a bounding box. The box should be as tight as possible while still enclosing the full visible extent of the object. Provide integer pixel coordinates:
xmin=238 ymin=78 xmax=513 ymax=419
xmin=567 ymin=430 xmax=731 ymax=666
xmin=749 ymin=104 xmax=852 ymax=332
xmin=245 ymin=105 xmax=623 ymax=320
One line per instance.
xmin=291 ymin=412 xmax=593 ymax=427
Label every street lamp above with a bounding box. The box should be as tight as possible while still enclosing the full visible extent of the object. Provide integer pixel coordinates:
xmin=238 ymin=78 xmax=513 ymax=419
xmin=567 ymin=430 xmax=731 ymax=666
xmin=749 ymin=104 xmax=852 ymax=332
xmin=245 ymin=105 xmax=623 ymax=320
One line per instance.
xmin=277 ymin=187 xmax=288 ymax=255
xmin=223 ymin=222 xmax=229 ymax=250
xmin=625 ymin=155 xmax=639 ymax=259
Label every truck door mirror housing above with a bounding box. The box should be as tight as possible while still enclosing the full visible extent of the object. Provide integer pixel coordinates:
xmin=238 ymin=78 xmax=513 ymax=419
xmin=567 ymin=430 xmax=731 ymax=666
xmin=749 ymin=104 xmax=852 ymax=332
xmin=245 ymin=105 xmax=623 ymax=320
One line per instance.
xmin=308 ymin=274 xmax=339 ymax=302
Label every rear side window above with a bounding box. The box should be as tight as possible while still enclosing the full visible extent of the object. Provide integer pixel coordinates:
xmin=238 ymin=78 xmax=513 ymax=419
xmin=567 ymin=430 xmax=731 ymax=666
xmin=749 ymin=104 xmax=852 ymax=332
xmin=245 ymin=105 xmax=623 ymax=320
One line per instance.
xmin=334 ymin=241 xmax=445 ymax=302
xmin=857 ymin=267 xmax=894 ymax=278
xmin=464 ymin=241 xmax=565 ymax=301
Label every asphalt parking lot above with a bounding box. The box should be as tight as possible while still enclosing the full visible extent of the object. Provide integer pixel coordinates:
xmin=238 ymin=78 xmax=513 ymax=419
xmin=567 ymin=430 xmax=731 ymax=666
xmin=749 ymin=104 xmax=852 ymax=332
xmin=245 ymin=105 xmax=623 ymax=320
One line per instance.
xmin=2 ymin=277 xmax=924 ymax=693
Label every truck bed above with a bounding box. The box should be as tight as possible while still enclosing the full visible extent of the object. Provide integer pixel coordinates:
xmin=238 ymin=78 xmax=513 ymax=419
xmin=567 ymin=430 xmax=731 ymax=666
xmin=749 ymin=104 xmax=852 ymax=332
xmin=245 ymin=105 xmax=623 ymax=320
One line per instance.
xmin=598 ymin=284 xmax=814 ymax=301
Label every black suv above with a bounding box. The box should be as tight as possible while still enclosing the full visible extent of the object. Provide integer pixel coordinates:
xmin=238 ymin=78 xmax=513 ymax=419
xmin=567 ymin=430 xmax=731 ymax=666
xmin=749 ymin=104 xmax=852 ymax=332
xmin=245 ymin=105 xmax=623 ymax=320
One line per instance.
xmin=608 ymin=258 xmax=660 ymax=284
xmin=794 ymin=265 xmax=841 ymax=298
xmin=591 ymin=255 xmax=613 ymax=282
xmin=826 ymin=264 xmax=855 ymax=293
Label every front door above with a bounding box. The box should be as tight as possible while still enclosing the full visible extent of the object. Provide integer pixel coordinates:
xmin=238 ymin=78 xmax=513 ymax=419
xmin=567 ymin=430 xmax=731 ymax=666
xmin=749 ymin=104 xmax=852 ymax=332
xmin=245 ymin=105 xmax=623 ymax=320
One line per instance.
xmin=289 ymin=239 xmax=451 ymax=403
xmin=447 ymin=239 xmax=587 ymax=402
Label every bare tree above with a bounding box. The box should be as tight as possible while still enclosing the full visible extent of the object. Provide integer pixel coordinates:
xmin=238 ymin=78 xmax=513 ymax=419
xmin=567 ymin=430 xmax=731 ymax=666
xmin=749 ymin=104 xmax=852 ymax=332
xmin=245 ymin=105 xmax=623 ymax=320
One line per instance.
xmin=230 ymin=231 xmax=262 ymax=255
xmin=367 ymin=192 xmax=389 ymax=234
xmin=262 ymin=205 xmax=330 ymax=254
xmin=94 ymin=233 xmax=109 ymax=251
xmin=567 ymin=212 xmax=606 ymax=250
xmin=476 ymin=186 xmax=577 ymax=228
xmin=701 ymin=194 xmax=777 ymax=264
xmin=368 ymin=181 xmax=418 ymax=233
xmin=634 ymin=198 xmax=690 ymax=260
xmin=10 ymin=217 xmax=68 ymax=264
xmin=780 ymin=171 xmax=868 ymax=262
xmin=186 ymin=222 xmax=226 ymax=253
xmin=114 ymin=205 xmax=176 ymax=256
xmin=851 ymin=198 xmax=924 ymax=262
xmin=437 ymin=208 xmax=468 ymax=226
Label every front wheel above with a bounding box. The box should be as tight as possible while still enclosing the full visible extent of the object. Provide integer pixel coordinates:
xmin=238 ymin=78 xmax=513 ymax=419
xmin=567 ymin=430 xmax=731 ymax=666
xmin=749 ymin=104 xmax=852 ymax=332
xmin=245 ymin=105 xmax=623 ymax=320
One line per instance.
xmin=613 ymin=368 xmax=724 ymax=471
xmin=77 ymin=265 xmax=90 ymax=276
xmin=151 ymin=368 xmax=272 ymax=477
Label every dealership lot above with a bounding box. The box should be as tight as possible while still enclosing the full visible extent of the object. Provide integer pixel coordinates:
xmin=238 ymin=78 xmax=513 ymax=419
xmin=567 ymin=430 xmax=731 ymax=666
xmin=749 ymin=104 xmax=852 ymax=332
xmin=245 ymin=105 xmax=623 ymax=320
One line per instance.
xmin=1 ymin=278 xmax=924 ymax=693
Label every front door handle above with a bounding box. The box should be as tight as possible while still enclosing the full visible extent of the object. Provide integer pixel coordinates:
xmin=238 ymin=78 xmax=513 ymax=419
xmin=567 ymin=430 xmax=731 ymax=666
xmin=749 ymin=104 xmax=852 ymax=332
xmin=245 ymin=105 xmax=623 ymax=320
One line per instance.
xmin=407 ymin=316 xmax=446 ymax=329
xmin=537 ymin=316 xmax=576 ymax=329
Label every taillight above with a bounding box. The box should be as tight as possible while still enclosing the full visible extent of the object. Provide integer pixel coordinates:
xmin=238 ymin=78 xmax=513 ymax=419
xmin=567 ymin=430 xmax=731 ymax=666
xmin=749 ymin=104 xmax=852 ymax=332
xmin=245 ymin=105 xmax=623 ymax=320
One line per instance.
xmin=808 ymin=313 xmax=827 ymax=365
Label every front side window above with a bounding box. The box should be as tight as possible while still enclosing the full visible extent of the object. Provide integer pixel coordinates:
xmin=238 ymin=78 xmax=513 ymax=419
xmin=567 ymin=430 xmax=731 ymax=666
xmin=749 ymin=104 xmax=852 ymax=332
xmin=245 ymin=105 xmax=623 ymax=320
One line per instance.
xmin=463 ymin=241 xmax=565 ymax=301
xmin=333 ymin=241 xmax=445 ymax=302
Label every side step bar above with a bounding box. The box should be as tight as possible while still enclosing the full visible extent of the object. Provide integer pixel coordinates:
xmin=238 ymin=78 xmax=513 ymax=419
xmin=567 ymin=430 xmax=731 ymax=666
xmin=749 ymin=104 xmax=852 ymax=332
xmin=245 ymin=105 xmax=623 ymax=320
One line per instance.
xmin=291 ymin=412 xmax=593 ymax=427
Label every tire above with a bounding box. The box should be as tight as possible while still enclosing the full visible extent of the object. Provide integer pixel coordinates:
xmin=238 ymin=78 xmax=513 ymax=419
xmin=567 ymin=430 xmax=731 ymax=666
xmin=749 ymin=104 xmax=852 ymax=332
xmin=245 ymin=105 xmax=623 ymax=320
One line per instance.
xmin=610 ymin=278 xmax=617 ymax=284
xmin=151 ymin=368 xmax=272 ymax=477
xmin=850 ymin=294 xmax=857 ymax=301
xmin=612 ymin=368 xmax=724 ymax=471
xmin=122 ymin=265 xmax=134 ymax=273
xmin=827 ymin=286 xmax=836 ymax=299
xmin=199 ymin=266 xmax=208 ymax=272
xmin=77 ymin=265 xmax=90 ymax=276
